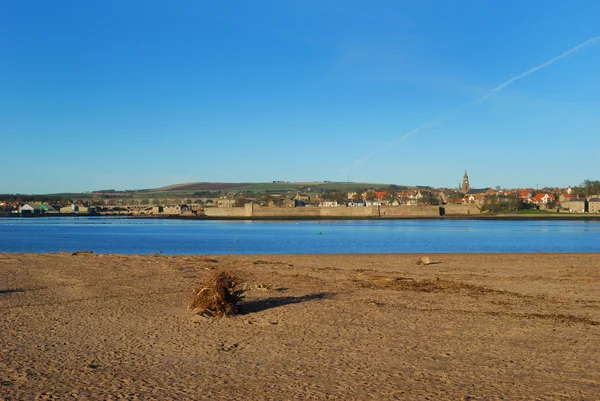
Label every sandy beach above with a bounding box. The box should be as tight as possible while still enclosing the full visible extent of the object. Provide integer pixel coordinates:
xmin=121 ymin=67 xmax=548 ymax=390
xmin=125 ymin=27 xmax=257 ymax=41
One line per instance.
xmin=1 ymin=252 xmax=600 ymax=400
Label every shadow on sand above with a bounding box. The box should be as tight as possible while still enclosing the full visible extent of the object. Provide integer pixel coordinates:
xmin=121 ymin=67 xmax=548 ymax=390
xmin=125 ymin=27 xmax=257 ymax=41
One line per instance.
xmin=240 ymin=292 xmax=333 ymax=315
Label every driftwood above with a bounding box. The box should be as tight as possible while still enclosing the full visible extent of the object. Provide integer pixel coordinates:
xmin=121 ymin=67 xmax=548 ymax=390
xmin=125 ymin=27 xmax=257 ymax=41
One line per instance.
xmin=71 ymin=250 xmax=94 ymax=256
xmin=188 ymin=270 xmax=245 ymax=317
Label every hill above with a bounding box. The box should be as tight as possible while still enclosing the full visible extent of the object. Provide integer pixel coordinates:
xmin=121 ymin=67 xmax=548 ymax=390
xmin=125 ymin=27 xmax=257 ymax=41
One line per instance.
xmin=152 ymin=181 xmax=407 ymax=193
xmin=156 ymin=182 xmax=252 ymax=191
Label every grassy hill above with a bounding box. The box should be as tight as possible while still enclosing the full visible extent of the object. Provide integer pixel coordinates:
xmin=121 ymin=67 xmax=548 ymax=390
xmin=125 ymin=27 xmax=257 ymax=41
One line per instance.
xmin=153 ymin=181 xmax=408 ymax=193
xmin=37 ymin=182 xmax=414 ymax=199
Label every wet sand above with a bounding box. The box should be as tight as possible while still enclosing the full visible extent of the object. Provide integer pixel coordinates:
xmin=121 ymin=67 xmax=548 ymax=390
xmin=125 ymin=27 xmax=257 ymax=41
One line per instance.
xmin=1 ymin=253 xmax=600 ymax=400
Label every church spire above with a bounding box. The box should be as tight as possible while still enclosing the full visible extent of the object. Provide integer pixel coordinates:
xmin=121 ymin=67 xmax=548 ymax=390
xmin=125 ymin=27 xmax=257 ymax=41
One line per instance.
xmin=462 ymin=170 xmax=470 ymax=193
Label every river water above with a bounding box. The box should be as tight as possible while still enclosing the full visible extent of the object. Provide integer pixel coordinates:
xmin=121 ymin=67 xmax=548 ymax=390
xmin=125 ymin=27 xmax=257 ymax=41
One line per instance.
xmin=1 ymin=217 xmax=599 ymax=254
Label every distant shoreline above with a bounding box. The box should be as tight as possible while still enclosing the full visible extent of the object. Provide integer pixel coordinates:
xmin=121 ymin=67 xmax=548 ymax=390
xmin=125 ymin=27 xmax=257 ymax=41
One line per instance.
xmin=139 ymin=214 xmax=600 ymax=221
xmin=2 ymin=213 xmax=600 ymax=221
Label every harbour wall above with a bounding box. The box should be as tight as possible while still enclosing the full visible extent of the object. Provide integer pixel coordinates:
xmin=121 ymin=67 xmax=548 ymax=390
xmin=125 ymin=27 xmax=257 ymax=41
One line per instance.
xmin=202 ymin=204 xmax=481 ymax=218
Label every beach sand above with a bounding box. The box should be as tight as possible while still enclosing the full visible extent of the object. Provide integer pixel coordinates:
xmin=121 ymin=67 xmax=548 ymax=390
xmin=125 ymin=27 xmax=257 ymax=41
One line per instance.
xmin=1 ymin=253 xmax=599 ymax=400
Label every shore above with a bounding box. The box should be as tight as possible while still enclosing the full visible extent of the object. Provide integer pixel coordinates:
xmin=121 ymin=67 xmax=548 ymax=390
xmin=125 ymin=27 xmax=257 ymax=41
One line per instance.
xmin=3 ymin=212 xmax=600 ymax=221
xmin=2 ymin=253 xmax=600 ymax=400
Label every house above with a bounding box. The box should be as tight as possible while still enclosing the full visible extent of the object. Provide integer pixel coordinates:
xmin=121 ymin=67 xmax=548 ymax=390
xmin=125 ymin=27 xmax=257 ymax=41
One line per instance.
xmin=559 ymin=193 xmax=574 ymax=203
xmin=588 ymin=198 xmax=600 ymax=213
xmin=281 ymin=199 xmax=295 ymax=208
xmin=519 ymin=189 xmax=533 ymax=202
xmin=19 ymin=203 xmax=54 ymax=214
xmin=60 ymin=204 xmax=77 ymax=213
xmin=463 ymin=189 xmax=487 ymax=204
xmin=398 ymin=190 xmax=422 ymax=206
xmin=397 ymin=191 xmax=413 ymax=205
xmin=163 ymin=205 xmax=182 ymax=215
xmin=364 ymin=199 xmax=381 ymax=206
xmin=60 ymin=203 xmax=90 ymax=213
xmin=294 ymin=193 xmax=311 ymax=203
xmin=217 ymin=199 xmax=236 ymax=208
xmin=0 ymin=202 xmax=14 ymax=213
xmin=374 ymin=191 xmax=387 ymax=200
xmin=568 ymin=198 xmax=586 ymax=213
xmin=474 ymin=194 xmax=488 ymax=205
xmin=530 ymin=193 xmax=555 ymax=205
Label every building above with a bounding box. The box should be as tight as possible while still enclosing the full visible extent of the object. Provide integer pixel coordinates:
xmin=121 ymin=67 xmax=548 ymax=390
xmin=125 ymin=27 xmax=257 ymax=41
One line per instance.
xmin=217 ymin=199 xmax=236 ymax=208
xmin=518 ymin=189 xmax=533 ymax=202
xmin=461 ymin=170 xmax=470 ymax=193
xmin=568 ymin=198 xmax=586 ymax=213
xmin=530 ymin=193 xmax=555 ymax=205
xmin=463 ymin=188 xmax=487 ymax=204
xmin=588 ymin=198 xmax=600 ymax=213
xmin=19 ymin=203 xmax=54 ymax=214
xmin=163 ymin=205 xmax=182 ymax=215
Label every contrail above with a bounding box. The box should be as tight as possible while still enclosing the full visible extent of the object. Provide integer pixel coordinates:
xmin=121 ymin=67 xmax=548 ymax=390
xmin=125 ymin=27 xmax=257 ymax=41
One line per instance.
xmin=343 ymin=36 xmax=600 ymax=173
xmin=477 ymin=36 xmax=600 ymax=103
xmin=339 ymin=120 xmax=438 ymax=172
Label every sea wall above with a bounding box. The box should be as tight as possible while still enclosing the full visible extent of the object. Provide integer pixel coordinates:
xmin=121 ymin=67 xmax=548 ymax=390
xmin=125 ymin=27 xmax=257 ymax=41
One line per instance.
xmin=379 ymin=205 xmax=438 ymax=217
xmin=203 ymin=206 xmax=249 ymax=218
xmin=442 ymin=204 xmax=481 ymax=215
xmin=202 ymin=203 xmax=481 ymax=218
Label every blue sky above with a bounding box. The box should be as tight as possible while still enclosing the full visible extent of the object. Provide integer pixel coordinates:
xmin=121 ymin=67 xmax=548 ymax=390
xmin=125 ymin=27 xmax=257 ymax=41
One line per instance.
xmin=1 ymin=1 xmax=599 ymax=193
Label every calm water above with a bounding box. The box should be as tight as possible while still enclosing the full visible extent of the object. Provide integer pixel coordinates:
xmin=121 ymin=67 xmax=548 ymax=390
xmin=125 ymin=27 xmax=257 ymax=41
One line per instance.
xmin=0 ymin=217 xmax=599 ymax=254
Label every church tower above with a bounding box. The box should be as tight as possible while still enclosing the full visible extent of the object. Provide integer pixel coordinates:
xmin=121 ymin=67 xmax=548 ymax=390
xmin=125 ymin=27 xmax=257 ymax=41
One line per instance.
xmin=462 ymin=170 xmax=470 ymax=193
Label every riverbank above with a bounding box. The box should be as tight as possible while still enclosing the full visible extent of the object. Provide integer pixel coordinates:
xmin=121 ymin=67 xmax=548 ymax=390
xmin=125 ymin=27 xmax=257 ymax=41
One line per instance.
xmin=3 ymin=212 xmax=600 ymax=221
xmin=2 ymin=253 xmax=599 ymax=399
xmin=152 ymin=213 xmax=600 ymax=221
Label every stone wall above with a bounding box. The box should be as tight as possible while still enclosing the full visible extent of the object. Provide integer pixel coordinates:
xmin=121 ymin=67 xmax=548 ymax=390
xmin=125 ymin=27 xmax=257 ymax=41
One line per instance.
xmin=320 ymin=206 xmax=379 ymax=217
xmin=204 ymin=206 xmax=249 ymax=217
xmin=380 ymin=206 xmax=439 ymax=217
xmin=442 ymin=204 xmax=481 ymax=215
xmin=202 ymin=203 xmax=481 ymax=218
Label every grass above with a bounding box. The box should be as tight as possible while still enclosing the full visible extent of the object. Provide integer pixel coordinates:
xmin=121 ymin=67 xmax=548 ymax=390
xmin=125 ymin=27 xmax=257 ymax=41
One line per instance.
xmin=516 ymin=208 xmax=551 ymax=214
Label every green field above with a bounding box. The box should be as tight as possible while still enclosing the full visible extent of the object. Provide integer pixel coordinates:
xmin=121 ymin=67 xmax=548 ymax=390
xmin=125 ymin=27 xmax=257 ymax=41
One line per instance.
xmin=37 ymin=181 xmax=415 ymax=199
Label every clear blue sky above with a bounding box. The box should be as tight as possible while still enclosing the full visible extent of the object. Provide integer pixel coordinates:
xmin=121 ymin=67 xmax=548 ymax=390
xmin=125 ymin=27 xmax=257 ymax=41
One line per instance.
xmin=1 ymin=1 xmax=599 ymax=193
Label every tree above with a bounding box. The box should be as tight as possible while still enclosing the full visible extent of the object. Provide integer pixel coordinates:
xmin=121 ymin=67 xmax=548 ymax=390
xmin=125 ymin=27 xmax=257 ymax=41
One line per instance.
xmin=582 ymin=180 xmax=600 ymax=197
xmin=260 ymin=194 xmax=275 ymax=206
xmin=387 ymin=185 xmax=400 ymax=200
xmin=323 ymin=189 xmax=347 ymax=204
xmin=235 ymin=197 xmax=250 ymax=207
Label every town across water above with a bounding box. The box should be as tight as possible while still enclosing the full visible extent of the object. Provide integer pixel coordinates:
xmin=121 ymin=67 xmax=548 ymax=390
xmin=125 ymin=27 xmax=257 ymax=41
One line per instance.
xmin=1 ymin=217 xmax=599 ymax=254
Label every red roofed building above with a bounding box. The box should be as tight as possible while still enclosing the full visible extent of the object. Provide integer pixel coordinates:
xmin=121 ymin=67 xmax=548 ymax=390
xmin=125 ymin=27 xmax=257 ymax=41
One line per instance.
xmin=530 ymin=193 xmax=555 ymax=204
xmin=374 ymin=191 xmax=387 ymax=199
xmin=519 ymin=189 xmax=532 ymax=200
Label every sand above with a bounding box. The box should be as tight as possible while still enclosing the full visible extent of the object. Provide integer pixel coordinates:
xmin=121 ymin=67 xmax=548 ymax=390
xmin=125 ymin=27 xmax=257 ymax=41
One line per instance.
xmin=1 ymin=252 xmax=600 ymax=400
